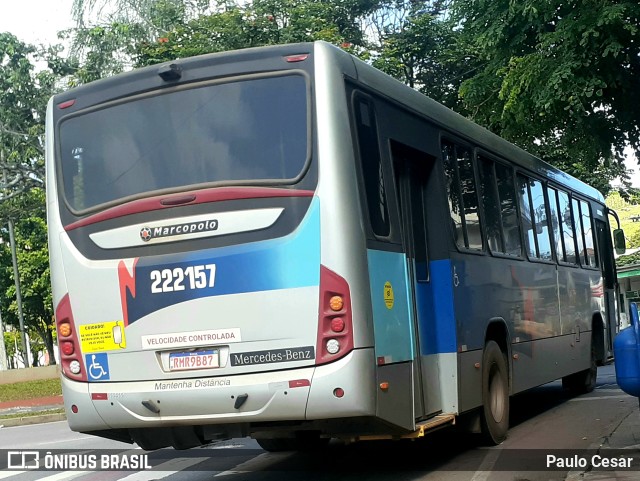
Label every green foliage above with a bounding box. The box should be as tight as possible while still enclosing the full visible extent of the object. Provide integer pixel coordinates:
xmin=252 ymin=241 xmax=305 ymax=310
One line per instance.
xmin=616 ymin=252 xmax=640 ymax=268
xmin=0 ymin=189 xmax=55 ymax=365
xmin=136 ymin=0 xmax=373 ymax=66
xmin=372 ymin=5 xmax=478 ymax=112
xmin=0 ymin=378 xmax=62 ymax=402
xmin=0 ymin=33 xmax=54 ymax=200
xmin=452 ymin=0 xmax=640 ymax=195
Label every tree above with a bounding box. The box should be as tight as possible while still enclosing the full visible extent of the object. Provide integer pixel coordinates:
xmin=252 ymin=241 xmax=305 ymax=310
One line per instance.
xmin=370 ymin=1 xmax=478 ymax=112
xmin=0 ymin=189 xmax=55 ymax=365
xmin=135 ymin=0 xmax=375 ymax=66
xmin=0 ymin=33 xmax=54 ymax=203
xmin=452 ymin=0 xmax=640 ymax=194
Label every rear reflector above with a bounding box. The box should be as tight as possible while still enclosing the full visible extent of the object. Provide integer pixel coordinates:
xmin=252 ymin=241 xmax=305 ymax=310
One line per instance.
xmin=288 ymin=379 xmax=311 ymax=388
xmin=91 ymin=393 xmax=108 ymax=401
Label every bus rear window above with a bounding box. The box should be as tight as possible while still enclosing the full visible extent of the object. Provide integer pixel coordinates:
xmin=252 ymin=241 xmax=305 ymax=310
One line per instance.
xmin=58 ymin=74 xmax=309 ymax=212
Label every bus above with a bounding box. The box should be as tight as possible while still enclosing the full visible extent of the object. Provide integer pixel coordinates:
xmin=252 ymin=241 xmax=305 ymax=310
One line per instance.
xmin=46 ymin=41 xmax=626 ymax=450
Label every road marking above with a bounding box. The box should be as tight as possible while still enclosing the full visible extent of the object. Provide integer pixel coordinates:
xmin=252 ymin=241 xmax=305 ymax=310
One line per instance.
xmin=0 ymin=472 xmax=26 ymax=480
xmin=215 ymin=452 xmax=290 ymax=477
xmin=568 ymin=395 xmax=630 ymax=402
xmin=117 ymin=457 xmax=207 ymax=480
xmin=470 ymin=450 xmax=501 ymax=481
xmin=35 ymin=472 xmax=91 ymax=481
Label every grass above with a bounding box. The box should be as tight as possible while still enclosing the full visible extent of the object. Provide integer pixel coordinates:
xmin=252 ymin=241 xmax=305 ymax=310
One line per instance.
xmin=0 ymin=378 xmax=62 ymax=403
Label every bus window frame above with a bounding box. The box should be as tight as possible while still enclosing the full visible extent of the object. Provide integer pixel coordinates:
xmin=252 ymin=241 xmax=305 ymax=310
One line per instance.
xmin=475 ymin=150 xmax=523 ymax=260
xmin=552 ymin=186 xmax=580 ymax=268
xmin=440 ymin=135 xmax=486 ymax=256
xmin=55 ymin=70 xmax=315 ymax=217
xmin=572 ymin=195 xmax=600 ymax=271
xmin=350 ymin=90 xmax=403 ymax=246
xmin=514 ymin=172 xmax=556 ymax=265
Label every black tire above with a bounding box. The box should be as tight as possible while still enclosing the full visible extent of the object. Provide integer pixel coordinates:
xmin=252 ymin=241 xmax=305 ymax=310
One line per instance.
xmin=256 ymin=434 xmax=329 ymax=452
xmin=480 ymin=340 xmax=509 ymax=445
xmin=562 ymin=347 xmax=597 ymax=394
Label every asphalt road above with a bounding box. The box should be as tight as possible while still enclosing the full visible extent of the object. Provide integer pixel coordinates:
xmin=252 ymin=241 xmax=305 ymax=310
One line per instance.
xmin=0 ymin=364 xmax=636 ymax=481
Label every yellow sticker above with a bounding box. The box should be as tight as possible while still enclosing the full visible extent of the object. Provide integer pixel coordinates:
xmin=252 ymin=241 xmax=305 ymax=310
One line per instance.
xmin=384 ymin=281 xmax=394 ymax=309
xmin=80 ymin=320 xmax=126 ymax=353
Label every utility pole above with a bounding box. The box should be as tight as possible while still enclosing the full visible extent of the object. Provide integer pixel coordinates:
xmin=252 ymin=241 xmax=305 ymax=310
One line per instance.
xmin=7 ymin=215 xmax=28 ymax=366
xmin=0 ymin=149 xmax=28 ymax=367
xmin=0 ymin=308 xmax=8 ymax=370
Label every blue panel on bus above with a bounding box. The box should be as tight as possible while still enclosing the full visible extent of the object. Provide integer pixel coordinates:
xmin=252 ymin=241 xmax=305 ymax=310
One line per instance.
xmin=121 ymin=198 xmax=321 ymax=324
xmin=415 ymin=259 xmax=457 ymax=355
xmin=367 ymin=249 xmax=415 ymax=363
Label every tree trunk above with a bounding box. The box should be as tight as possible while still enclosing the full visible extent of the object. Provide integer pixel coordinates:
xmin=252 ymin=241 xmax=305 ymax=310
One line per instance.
xmin=45 ymin=326 xmax=57 ymax=365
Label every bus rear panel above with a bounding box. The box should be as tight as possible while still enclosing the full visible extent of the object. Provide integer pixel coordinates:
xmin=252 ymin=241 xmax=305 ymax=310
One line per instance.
xmin=47 ymin=44 xmax=378 ymax=449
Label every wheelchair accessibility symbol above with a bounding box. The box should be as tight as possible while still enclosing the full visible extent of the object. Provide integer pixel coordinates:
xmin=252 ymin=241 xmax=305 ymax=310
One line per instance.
xmin=86 ymin=353 xmax=110 ymax=381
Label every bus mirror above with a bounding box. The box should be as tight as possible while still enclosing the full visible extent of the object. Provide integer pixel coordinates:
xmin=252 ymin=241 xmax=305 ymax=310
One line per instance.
xmin=613 ymin=229 xmax=626 ymax=255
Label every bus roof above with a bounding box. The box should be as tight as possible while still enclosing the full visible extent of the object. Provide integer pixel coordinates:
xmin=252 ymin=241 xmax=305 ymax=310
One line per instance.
xmin=53 ymin=40 xmax=604 ymax=204
xmin=319 ymin=42 xmax=604 ymax=204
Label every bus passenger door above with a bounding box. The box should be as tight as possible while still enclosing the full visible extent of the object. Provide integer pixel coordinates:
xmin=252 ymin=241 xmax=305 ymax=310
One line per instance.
xmin=392 ymin=141 xmax=441 ymax=420
xmin=595 ymin=219 xmax=618 ymax=357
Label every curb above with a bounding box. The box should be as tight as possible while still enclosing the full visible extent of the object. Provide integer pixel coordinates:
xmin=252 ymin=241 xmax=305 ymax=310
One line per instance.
xmin=0 ymin=413 xmax=66 ymax=428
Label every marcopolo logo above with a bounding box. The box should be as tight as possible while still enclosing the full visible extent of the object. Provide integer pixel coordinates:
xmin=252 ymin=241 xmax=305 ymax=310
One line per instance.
xmin=140 ymin=219 xmax=218 ymax=242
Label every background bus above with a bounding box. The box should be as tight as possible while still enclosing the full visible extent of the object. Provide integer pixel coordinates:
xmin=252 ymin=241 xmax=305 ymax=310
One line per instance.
xmin=46 ymin=41 xmax=625 ymax=450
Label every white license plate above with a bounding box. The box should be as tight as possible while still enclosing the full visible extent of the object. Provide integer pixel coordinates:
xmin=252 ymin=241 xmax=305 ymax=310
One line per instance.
xmin=169 ymin=350 xmax=219 ymax=371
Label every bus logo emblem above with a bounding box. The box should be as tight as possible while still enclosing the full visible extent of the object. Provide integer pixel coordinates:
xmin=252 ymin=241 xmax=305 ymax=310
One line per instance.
xmin=140 ymin=227 xmax=152 ymax=242
xmin=139 ymin=220 xmax=219 ymax=243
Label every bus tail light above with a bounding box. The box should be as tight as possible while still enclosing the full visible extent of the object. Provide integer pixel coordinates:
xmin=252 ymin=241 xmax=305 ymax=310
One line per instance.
xmin=316 ymin=266 xmax=353 ymax=365
xmin=56 ymin=294 xmax=87 ymax=382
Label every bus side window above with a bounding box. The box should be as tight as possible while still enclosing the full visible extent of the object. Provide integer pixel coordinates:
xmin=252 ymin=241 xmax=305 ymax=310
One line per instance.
xmin=354 ymin=97 xmax=390 ymax=238
xmin=495 ymin=162 xmax=521 ymax=255
xmin=479 ymin=157 xmax=503 ymax=252
xmin=442 ymin=140 xmax=483 ymax=250
xmin=547 ymin=187 xmax=565 ymax=262
xmin=572 ymin=198 xmax=586 ymax=266
xmin=478 ymin=156 xmax=521 ymax=256
xmin=517 ymin=175 xmax=553 ymax=260
xmin=580 ymin=200 xmax=598 ymax=267
xmin=557 ymin=190 xmax=578 ymax=264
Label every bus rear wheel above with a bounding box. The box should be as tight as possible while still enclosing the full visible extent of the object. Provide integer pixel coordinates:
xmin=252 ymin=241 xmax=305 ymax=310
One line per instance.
xmin=480 ymin=340 xmax=509 ymax=445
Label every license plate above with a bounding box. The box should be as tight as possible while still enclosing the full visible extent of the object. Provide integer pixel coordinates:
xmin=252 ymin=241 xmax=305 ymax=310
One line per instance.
xmin=169 ymin=350 xmax=219 ymax=371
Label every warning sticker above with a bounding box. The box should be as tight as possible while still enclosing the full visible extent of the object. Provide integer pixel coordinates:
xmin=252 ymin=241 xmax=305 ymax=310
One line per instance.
xmin=384 ymin=281 xmax=394 ymax=309
xmin=80 ymin=321 xmax=126 ymax=353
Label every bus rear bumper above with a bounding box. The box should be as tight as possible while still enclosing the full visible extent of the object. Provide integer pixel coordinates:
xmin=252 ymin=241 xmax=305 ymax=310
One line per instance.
xmin=61 ymin=348 xmax=375 ymax=433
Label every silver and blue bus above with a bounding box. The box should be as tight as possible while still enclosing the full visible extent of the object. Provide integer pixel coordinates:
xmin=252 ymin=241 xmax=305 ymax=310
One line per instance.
xmin=46 ymin=41 xmax=625 ymax=450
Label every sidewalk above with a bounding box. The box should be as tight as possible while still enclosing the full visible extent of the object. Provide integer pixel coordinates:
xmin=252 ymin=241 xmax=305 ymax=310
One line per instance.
xmin=0 ymin=395 xmax=66 ymax=427
xmin=567 ymin=402 xmax=640 ymax=480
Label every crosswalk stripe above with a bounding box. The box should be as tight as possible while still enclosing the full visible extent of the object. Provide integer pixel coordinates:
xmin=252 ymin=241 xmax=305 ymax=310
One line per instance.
xmin=32 ymin=471 xmax=91 ymax=481
xmin=0 ymin=472 xmax=26 ymax=480
xmin=116 ymin=457 xmax=208 ymax=480
xmin=214 ymin=452 xmax=289 ymax=477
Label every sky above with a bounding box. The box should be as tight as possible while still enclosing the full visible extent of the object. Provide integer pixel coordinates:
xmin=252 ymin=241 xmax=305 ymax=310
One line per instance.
xmin=0 ymin=0 xmax=75 ymax=46
xmin=1 ymin=0 xmax=639 ymax=188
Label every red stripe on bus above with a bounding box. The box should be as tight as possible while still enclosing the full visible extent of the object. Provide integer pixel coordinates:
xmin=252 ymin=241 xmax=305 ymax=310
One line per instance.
xmin=64 ymin=187 xmax=314 ymax=231
xmin=118 ymin=259 xmax=138 ymax=327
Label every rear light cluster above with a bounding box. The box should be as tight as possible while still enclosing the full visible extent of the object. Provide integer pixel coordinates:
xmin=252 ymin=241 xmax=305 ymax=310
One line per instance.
xmin=316 ymin=266 xmax=354 ymax=365
xmin=56 ymin=294 xmax=87 ymax=382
